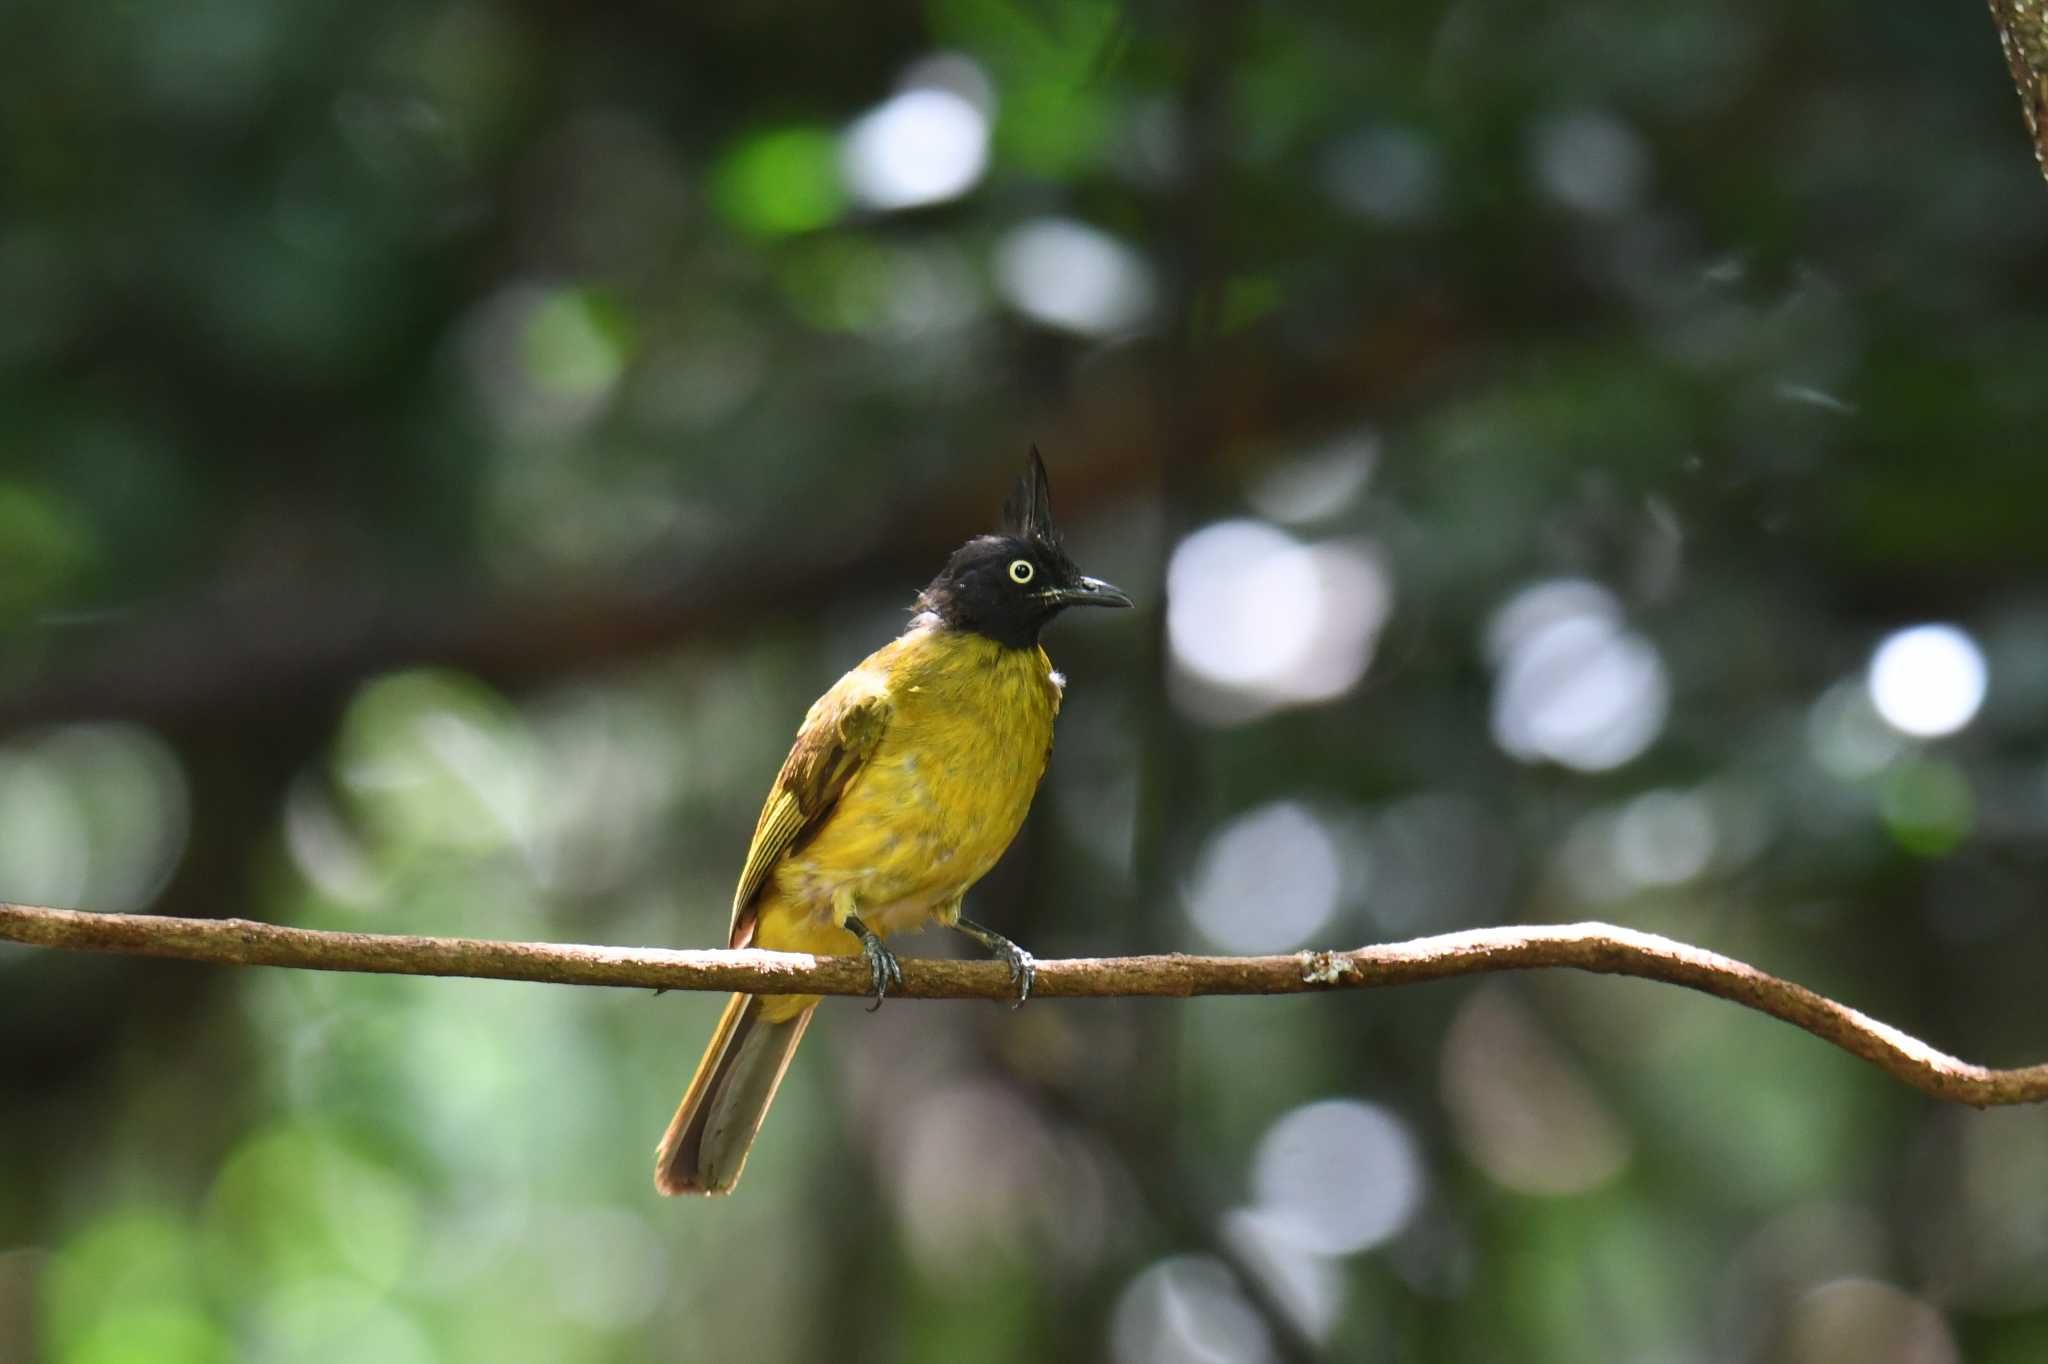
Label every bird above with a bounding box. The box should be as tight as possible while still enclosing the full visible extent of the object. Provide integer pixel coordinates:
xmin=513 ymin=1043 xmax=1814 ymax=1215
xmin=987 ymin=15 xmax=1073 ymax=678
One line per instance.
xmin=654 ymin=449 xmax=1132 ymax=1196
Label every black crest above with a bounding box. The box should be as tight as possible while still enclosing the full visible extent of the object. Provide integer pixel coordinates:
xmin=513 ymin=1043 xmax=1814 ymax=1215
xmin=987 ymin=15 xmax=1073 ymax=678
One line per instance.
xmin=913 ymin=446 xmax=1128 ymax=648
xmin=1001 ymin=446 xmax=1060 ymax=546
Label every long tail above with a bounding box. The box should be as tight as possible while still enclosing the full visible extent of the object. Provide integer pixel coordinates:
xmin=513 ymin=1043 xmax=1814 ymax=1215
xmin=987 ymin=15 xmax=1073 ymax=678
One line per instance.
xmin=654 ymin=993 xmax=815 ymax=1196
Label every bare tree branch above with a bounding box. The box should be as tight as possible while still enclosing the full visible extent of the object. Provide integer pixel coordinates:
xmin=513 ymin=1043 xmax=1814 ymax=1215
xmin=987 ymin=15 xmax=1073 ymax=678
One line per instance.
xmin=5 ymin=901 xmax=2044 ymax=1106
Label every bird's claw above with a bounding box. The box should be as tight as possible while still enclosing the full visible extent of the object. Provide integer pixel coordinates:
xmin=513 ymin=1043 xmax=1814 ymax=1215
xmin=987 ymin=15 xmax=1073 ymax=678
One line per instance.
xmin=954 ymin=916 xmax=1035 ymax=1008
xmin=858 ymin=932 xmax=904 ymax=1012
xmin=995 ymin=942 xmax=1036 ymax=1008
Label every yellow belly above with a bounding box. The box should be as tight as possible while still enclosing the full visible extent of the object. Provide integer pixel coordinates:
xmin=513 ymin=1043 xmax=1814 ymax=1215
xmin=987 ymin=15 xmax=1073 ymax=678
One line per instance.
xmin=753 ymin=631 xmax=1060 ymax=969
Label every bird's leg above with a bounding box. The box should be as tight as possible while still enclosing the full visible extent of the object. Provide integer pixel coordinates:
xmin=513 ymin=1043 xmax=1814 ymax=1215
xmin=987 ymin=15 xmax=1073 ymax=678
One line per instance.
xmin=953 ymin=917 xmax=1036 ymax=1007
xmin=841 ymin=911 xmax=904 ymax=1012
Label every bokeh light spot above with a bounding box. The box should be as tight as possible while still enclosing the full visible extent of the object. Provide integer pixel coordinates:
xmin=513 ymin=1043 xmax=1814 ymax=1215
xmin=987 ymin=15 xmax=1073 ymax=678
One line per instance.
xmin=1184 ymin=802 xmax=1341 ymax=952
xmin=285 ymin=773 xmax=386 ymax=908
xmin=1250 ymin=1099 xmax=1424 ymax=1256
xmin=1441 ymin=986 xmax=1631 ymax=1195
xmin=1111 ymin=1255 xmax=1275 ymax=1364
xmin=882 ymin=1080 xmax=1106 ymax=1283
xmin=1321 ymin=126 xmax=1439 ymax=224
xmin=1778 ymin=1279 xmax=1960 ymax=1364
xmin=1486 ymin=579 xmax=1667 ymax=772
xmin=1220 ymin=1209 xmax=1344 ymax=1341
xmin=1529 ymin=109 xmax=1650 ymax=216
xmin=0 ymin=723 xmax=188 ymax=914
xmin=1169 ymin=520 xmax=1318 ymax=689
xmin=1868 ymin=624 xmax=1987 ymax=739
xmin=335 ymin=670 xmax=537 ymax=862
xmin=1167 ymin=520 xmax=1391 ymax=720
xmin=1807 ymin=680 xmax=1908 ymax=780
xmin=841 ymin=88 xmax=989 ymax=210
xmin=992 ymin=218 xmax=1155 ymax=335
xmin=1245 ymin=433 xmax=1377 ymax=525
xmin=1612 ymin=788 xmax=1716 ymax=888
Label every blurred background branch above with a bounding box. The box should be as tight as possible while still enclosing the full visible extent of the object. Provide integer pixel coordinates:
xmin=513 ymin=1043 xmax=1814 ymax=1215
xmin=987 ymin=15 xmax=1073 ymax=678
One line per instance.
xmin=8 ymin=902 xmax=2047 ymax=1106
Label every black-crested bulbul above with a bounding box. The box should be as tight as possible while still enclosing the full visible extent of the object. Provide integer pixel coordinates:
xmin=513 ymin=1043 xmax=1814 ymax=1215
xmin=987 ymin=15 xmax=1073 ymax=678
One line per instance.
xmin=655 ymin=449 xmax=1131 ymax=1196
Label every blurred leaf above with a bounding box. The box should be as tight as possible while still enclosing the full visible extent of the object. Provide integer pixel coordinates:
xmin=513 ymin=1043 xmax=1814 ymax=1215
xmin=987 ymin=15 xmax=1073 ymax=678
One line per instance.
xmin=778 ymin=238 xmax=892 ymax=333
xmin=199 ymin=1123 xmax=419 ymax=1300
xmin=523 ymin=288 xmax=634 ymax=399
xmin=1214 ymin=274 xmax=1280 ymax=335
xmin=43 ymin=1211 xmax=212 ymax=1360
xmin=1880 ymin=757 xmax=1974 ymax=858
xmin=0 ymin=483 xmax=94 ymax=618
xmin=712 ymin=126 xmax=846 ymax=237
xmin=59 ymin=1307 xmax=226 ymax=1364
xmin=334 ymin=669 xmax=535 ymax=858
xmin=929 ymin=0 xmax=1118 ymax=174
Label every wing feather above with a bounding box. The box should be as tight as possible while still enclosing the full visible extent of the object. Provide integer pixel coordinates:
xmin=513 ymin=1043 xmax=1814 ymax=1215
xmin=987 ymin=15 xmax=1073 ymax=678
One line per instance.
xmin=726 ymin=672 xmax=892 ymax=948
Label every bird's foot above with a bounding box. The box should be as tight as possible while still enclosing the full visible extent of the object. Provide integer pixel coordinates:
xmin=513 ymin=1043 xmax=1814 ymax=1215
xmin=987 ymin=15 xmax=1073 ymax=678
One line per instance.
xmin=955 ymin=917 xmax=1035 ymax=1007
xmin=843 ymin=912 xmax=904 ymax=1012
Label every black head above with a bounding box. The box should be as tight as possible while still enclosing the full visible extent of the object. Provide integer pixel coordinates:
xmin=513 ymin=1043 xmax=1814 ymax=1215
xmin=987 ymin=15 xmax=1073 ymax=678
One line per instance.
xmin=916 ymin=448 xmax=1133 ymax=649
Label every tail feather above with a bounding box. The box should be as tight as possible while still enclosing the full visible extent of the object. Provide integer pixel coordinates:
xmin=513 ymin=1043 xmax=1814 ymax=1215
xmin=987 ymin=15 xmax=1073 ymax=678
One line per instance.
xmin=655 ymin=993 xmax=814 ymax=1196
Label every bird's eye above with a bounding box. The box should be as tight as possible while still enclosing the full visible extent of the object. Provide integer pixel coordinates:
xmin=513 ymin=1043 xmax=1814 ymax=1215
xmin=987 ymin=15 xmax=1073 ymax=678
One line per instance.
xmin=1008 ymin=559 xmax=1036 ymax=585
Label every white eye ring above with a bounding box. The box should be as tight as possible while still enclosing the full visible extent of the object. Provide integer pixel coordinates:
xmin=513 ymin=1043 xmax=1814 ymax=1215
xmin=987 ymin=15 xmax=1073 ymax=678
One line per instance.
xmin=1008 ymin=559 xmax=1036 ymax=584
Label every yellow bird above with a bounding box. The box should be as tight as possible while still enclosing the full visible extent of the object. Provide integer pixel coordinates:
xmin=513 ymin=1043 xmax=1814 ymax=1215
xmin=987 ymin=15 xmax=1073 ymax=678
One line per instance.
xmin=655 ymin=450 xmax=1132 ymax=1196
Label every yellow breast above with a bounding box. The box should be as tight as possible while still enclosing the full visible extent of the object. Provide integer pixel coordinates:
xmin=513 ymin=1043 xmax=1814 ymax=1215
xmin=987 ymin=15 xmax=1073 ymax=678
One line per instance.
xmin=762 ymin=627 xmax=1062 ymax=949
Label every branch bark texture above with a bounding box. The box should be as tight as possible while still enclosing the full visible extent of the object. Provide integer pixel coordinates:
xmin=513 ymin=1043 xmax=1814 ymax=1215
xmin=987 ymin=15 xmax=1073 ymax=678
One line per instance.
xmin=5 ymin=901 xmax=2044 ymax=1107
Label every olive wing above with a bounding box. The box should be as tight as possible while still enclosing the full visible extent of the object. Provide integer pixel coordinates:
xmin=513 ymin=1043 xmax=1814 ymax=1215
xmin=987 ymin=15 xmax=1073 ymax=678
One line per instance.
xmin=726 ymin=675 xmax=892 ymax=949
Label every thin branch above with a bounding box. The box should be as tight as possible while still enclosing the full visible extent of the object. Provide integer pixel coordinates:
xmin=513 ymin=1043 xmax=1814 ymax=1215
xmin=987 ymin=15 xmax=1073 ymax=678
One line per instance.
xmin=4 ymin=901 xmax=2045 ymax=1106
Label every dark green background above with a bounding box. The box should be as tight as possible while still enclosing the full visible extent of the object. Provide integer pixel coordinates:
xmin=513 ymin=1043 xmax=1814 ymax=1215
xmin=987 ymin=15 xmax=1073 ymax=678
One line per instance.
xmin=4 ymin=0 xmax=2047 ymax=1360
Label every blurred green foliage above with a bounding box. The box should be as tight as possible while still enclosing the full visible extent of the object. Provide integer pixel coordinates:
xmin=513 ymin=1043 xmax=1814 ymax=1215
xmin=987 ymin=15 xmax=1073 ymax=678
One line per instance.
xmin=5 ymin=0 xmax=2048 ymax=1361
xmin=714 ymin=127 xmax=847 ymax=238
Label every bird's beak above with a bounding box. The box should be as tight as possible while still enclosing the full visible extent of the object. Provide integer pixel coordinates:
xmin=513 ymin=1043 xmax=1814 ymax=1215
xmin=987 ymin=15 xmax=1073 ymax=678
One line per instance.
xmin=1046 ymin=575 xmax=1134 ymax=609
